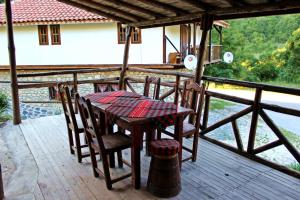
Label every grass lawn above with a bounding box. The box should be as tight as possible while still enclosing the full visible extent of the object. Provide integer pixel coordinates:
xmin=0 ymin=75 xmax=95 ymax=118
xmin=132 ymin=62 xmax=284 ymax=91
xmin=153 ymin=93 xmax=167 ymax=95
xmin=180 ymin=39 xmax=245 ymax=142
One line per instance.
xmin=209 ymin=99 xmax=235 ymax=111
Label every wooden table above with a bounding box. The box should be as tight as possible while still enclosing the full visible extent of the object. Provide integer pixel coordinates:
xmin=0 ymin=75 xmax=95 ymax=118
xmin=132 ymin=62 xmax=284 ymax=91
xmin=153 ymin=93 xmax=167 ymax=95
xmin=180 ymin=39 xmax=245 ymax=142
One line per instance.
xmin=89 ymin=92 xmax=192 ymax=189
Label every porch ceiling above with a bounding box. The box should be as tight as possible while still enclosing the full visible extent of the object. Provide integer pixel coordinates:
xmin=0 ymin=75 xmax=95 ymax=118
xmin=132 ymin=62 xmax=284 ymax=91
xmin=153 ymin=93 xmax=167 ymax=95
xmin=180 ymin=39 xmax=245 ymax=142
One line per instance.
xmin=57 ymin=0 xmax=300 ymax=28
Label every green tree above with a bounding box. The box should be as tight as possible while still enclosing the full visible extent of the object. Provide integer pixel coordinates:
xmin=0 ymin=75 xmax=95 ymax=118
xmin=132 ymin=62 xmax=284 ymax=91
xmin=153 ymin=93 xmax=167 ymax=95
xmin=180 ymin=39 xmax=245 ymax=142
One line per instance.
xmin=0 ymin=0 xmax=4 ymax=4
xmin=205 ymin=14 xmax=300 ymax=84
xmin=279 ymin=28 xmax=300 ymax=82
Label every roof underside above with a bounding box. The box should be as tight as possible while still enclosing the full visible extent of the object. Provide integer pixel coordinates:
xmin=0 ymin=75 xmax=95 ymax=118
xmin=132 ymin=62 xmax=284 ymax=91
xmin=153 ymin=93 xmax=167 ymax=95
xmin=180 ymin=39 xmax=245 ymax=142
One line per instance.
xmin=58 ymin=0 xmax=300 ymax=29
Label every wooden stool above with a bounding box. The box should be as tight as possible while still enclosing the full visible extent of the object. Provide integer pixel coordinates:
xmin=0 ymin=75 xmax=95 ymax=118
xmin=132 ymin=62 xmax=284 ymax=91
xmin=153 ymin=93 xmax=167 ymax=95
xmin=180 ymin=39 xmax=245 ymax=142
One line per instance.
xmin=147 ymin=139 xmax=181 ymax=198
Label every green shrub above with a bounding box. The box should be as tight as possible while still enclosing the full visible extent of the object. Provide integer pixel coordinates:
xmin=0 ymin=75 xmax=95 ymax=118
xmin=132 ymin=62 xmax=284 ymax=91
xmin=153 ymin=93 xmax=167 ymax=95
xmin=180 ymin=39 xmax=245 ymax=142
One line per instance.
xmin=288 ymin=163 xmax=300 ymax=172
xmin=0 ymin=92 xmax=10 ymax=123
xmin=0 ymin=92 xmax=9 ymax=112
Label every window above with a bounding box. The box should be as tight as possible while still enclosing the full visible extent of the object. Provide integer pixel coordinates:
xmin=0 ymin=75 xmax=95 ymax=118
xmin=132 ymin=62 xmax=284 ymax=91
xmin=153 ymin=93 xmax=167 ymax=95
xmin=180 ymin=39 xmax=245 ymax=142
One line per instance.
xmin=50 ymin=25 xmax=61 ymax=45
xmin=118 ymin=23 xmax=126 ymax=44
xmin=38 ymin=25 xmax=61 ymax=45
xmin=131 ymin=28 xmax=141 ymax=44
xmin=38 ymin=25 xmax=49 ymax=45
xmin=117 ymin=23 xmax=141 ymax=44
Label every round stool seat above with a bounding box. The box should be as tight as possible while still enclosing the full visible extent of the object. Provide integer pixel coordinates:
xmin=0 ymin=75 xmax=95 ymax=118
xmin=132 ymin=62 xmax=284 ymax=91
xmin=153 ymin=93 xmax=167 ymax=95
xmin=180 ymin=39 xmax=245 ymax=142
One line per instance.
xmin=150 ymin=139 xmax=180 ymax=157
xmin=148 ymin=139 xmax=181 ymax=198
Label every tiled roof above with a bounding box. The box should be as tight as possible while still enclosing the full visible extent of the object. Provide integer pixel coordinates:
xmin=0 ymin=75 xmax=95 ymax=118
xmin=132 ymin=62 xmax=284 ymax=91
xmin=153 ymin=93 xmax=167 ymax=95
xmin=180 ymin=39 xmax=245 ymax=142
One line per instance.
xmin=0 ymin=0 xmax=111 ymax=25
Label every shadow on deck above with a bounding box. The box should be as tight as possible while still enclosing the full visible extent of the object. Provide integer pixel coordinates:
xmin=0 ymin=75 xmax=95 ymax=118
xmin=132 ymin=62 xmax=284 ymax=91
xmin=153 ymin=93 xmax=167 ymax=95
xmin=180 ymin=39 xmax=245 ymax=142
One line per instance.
xmin=1 ymin=115 xmax=299 ymax=200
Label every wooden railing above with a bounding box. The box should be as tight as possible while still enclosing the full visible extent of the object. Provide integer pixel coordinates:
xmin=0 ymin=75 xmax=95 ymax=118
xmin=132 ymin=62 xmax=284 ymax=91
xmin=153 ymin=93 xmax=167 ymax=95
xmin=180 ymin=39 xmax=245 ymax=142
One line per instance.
xmin=7 ymin=67 xmax=299 ymax=178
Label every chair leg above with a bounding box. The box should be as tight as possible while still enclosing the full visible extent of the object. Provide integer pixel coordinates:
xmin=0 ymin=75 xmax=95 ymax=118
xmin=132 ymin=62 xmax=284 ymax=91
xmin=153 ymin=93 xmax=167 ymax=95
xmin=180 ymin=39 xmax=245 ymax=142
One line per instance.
xmin=103 ymin=154 xmax=113 ymax=190
xmin=67 ymin=129 xmax=75 ymax=154
xmin=156 ymin=130 xmax=161 ymax=140
xmin=140 ymin=133 xmax=144 ymax=151
xmin=109 ymin=153 xmax=115 ymax=168
xmin=90 ymin=147 xmax=99 ymax=177
xmin=192 ymin=132 xmax=199 ymax=162
xmin=74 ymin=132 xmax=82 ymax=163
xmin=117 ymin=151 xmax=123 ymax=168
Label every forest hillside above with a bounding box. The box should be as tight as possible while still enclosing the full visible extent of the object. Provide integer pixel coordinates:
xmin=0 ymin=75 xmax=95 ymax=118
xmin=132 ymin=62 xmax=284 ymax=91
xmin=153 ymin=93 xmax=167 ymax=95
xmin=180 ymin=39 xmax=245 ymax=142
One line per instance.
xmin=207 ymin=14 xmax=300 ymax=84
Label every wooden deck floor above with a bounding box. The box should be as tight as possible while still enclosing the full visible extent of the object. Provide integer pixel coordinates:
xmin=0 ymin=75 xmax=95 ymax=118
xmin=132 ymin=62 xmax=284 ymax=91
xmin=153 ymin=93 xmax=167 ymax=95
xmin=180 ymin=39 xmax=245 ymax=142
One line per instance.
xmin=1 ymin=115 xmax=299 ymax=200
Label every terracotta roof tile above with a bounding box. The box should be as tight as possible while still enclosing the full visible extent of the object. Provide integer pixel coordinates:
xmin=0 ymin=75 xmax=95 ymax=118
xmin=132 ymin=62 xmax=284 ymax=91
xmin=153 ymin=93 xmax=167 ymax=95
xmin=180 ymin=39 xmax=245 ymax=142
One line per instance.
xmin=0 ymin=0 xmax=111 ymax=25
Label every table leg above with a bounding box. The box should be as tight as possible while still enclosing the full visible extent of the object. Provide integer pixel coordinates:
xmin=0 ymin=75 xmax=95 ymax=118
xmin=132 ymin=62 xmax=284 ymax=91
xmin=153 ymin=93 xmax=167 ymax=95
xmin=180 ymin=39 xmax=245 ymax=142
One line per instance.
xmin=174 ymin=115 xmax=184 ymax=170
xmin=145 ymin=126 xmax=155 ymax=156
xmin=107 ymin=119 xmax=115 ymax=168
xmin=131 ymin=125 xmax=142 ymax=189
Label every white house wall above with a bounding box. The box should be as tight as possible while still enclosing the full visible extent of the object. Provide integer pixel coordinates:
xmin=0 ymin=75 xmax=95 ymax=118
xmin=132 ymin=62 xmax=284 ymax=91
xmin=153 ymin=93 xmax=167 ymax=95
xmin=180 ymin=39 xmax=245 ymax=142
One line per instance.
xmin=0 ymin=23 xmax=202 ymax=66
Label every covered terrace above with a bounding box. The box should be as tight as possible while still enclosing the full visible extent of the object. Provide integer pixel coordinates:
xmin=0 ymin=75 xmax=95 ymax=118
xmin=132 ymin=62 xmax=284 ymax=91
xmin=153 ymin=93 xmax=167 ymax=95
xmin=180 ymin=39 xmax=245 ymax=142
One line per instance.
xmin=1 ymin=0 xmax=300 ymax=199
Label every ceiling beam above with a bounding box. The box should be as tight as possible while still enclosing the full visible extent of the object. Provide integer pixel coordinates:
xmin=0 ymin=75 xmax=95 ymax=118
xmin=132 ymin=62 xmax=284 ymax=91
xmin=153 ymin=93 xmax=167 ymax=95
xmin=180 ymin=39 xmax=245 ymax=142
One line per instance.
xmin=99 ymin=0 xmax=167 ymax=19
xmin=214 ymin=0 xmax=300 ymax=18
xmin=175 ymin=0 xmax=215 ymax=10
xmin=87 ymin=0 xmax=146 ymax=21
xmin=58 ymin=0 xmax=133 ymax=23
xmin=129 ymin=1 xmax=300 ymax=28
xmin=73 ymin=0 xmax=140 ymax=22
xmin=136 ymin=0 xmax=189 ymax=16
xmin=220 ymin=0 xmax=246 ymax=7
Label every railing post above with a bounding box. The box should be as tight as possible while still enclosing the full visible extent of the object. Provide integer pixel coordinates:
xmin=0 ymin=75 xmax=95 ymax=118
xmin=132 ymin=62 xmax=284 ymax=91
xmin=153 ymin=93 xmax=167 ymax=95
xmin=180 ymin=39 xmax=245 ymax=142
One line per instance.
xmin=247 ymin=88 xmax=262 ymax=153
xmin=0 ymin=164 xmax=4 ymax=199
xmin=73 ymin=72 xmax=78 ymax=113
xmin=202 ymin=94 xmax=210 ymax=131
xmin=174 ymin=75 xmax=180 ymax=105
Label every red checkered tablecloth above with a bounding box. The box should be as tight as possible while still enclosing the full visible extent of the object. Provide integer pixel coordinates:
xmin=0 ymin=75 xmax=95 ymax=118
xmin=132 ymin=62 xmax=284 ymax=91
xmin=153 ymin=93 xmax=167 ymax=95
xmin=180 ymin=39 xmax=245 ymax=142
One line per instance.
xmin=86 ymin=91 xmax=178 ymax=129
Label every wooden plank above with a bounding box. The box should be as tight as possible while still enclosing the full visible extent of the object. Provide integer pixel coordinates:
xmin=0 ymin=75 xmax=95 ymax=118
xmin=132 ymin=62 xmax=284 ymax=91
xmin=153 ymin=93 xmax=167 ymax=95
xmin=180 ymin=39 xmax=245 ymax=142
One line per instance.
xmin=3 ymin=115 xmax=300 ymax=199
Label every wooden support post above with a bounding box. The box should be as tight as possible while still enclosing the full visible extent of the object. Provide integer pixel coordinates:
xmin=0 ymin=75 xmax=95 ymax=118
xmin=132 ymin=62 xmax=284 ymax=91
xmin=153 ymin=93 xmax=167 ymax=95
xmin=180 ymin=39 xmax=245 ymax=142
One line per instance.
xmin=162 ymin=26 xmax=166 ymax=63
xmin=193 ymin=23 xmax=196 ymax=56
xmin=190 ymin=14 xmax=213 ymax=124
xmin=247 ymin=88 xmax=262 ymax=153
xmin=209 ymin=29 xmax=212 ymax=62
xmin=187 ymin=24 xmax=191 ymax=55
xmin=119 ymin=26 xmax=132 ymax=90
xmin=5 ymin=0 xmax=21 ymax=124
xmin=195 ymin=14 xmax=214 ymax=84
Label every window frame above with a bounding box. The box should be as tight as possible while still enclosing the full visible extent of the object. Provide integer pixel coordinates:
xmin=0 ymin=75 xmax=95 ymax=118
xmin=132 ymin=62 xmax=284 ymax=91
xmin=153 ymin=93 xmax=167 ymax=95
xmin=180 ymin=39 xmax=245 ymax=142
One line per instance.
xmin=50 ymin=25 xmax=61 ymax=45
xmin=117 ymin=23 xmax=126 ymax=44
xmin=117 ymin=23 xmax=142 ymax=44
xmin=131 ymin=27 xmax=142 ymax=44
xmin=38 ymin=25 xmax=49 ymax=45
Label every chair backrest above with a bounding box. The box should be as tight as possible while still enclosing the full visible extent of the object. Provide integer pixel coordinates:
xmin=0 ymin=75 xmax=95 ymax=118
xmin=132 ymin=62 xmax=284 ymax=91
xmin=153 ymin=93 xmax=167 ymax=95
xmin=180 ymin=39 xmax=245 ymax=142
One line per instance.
xmin=75 ymin=94 xmax=106 ymax=152
xmin=58 ymin=84 xmax=79 ymax=131
xmin=181 ymin=80 xmax=205 ymax=131
xmin=94 ymin=83 xmax=119 ymax=93
xmin=144 ymin=76 xmax=161 ymax=100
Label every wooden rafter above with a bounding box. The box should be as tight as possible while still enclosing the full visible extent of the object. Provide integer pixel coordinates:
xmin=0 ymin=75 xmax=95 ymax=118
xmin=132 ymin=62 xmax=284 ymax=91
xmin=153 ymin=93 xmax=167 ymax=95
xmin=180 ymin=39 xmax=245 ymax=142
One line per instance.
xmin=86 ymin=0 xmax=148 ymax=21
xmin=59 ymin=0 xmax=133 ymax=23
xmin=215 ymin=0 xmax=300 ymax=19
xmin=220 ymin=0 xmax=246 ymax=7
xmin=72 ymin=0 xmax=139 ymax=22
xmin=136 ymin=0 xmax=189 ymax=16
xmin=176 ymin=0 xmax=215 ymax=10
xmin=129 ymin=0 xmax=300 ymax=28
xmin=99 ymin=0 xmax=167 ymax=19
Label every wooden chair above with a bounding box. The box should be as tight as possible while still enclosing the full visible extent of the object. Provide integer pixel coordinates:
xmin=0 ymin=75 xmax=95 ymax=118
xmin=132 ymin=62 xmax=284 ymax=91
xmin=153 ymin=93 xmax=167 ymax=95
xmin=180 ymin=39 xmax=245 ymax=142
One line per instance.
xmin=158 ymin=80 xmax=205 ymax=162
xmin=75 ymin=94 xmax=132 ymax=190
xmin=144 ymin=76 xmax=161 ymax=100
xmin=58 ymin=84 xmax=89 ymax=163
